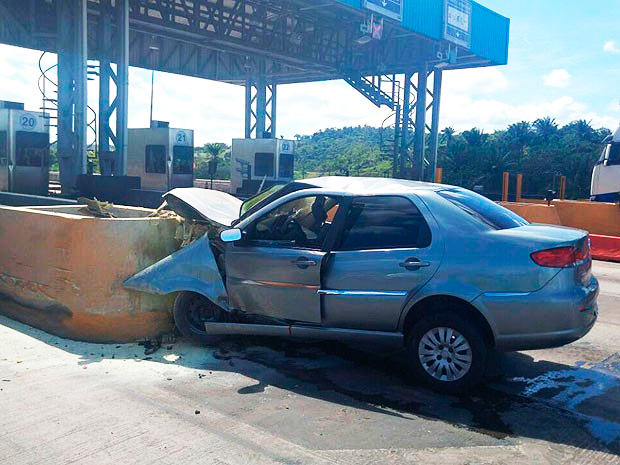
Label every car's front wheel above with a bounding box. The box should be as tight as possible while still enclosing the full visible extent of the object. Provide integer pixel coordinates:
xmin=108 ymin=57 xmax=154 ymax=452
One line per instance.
xmin=173 ymin=291 xmax=224 ymax=344
xmin=407 ymin=312 xmax=488 ymax=394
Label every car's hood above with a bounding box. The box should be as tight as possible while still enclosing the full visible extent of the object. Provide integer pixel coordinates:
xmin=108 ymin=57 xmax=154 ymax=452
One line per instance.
xmin=164 ymin=188 xmax=242 ymax=226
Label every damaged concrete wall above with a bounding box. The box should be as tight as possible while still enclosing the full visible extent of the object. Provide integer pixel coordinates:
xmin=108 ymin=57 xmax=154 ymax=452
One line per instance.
xmin=0 ymin=204 xmax=180 ymax=342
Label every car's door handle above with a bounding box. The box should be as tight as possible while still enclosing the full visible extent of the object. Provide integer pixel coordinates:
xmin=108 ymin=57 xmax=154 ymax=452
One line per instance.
xmin=292 ymin=257 xmax=317 ymax=268
xmin=399 ymin=258 xmax=430 ymax=270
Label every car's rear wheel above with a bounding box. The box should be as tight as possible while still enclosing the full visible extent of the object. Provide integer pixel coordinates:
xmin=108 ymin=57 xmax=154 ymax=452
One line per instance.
xmin=406 ymin=312 xmax=488 ymax=394
xmin=173 ymin=291 xmax=224 ymax=344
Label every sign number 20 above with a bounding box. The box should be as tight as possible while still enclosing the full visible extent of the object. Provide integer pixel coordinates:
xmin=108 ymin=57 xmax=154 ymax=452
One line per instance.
xmin=20 ymin=115 xmax=36 ymax=130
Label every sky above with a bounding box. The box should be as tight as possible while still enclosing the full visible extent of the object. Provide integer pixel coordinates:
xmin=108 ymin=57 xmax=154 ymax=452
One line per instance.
xmin=0 ymin=0 xmax=619 ymax=146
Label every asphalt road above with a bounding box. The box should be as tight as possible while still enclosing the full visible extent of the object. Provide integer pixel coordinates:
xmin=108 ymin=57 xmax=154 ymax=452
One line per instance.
xmin=1 ymin=261 xmax=619 ymax=464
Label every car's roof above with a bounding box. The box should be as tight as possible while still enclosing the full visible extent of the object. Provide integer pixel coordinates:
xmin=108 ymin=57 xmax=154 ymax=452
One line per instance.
xmin=299 ymin=176 xmax=454 ymax=195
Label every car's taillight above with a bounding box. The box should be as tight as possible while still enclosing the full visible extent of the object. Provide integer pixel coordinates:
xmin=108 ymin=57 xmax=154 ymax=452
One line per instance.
xmin=574 ymin=236 xmax=591 ymax=262
xmin=531 ymin=246 xmax=580 ymax=267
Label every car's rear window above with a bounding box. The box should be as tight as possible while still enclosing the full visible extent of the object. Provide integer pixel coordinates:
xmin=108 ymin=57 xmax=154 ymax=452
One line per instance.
xmin=437 ymin=189 xmax=528 ymax=230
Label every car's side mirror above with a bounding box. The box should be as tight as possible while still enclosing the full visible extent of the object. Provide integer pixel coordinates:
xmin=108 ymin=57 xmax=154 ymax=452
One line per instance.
xmin=220 ymin=228 xmax=243 ymax=243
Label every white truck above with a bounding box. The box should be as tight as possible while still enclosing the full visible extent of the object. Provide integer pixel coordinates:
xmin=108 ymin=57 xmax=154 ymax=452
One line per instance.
xmin=591 ymin=124 xmax=620 ymax=202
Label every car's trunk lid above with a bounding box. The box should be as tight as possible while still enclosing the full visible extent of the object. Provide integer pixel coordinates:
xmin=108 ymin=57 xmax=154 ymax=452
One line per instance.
xmin=493 ymin=224 xmax=588 ymax=247
xmin=493 ymin=224 xmax=592 ymax=286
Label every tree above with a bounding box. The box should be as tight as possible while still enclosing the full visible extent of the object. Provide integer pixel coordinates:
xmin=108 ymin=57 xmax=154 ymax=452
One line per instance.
xmin=440 ymin=127 xmax=456 ymax=146
xmin=533 ymin=117 xmax=558 ymax=143
xmin=194 ymin=142 xmax=230 ymax=179
xmin=507 ymin=121 xmax=533 ymax=152
xmin=462 ymin=128 xmax=486 ymax=146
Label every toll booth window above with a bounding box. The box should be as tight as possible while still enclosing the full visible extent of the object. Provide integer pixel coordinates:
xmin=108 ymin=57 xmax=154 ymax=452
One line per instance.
xmin=0 ymin=131 xmax=7 ymax=166
xmin=279 ymin=153 xmax=294 ymax=178
xmin=608 ymin=143 xmax=620 ymax=166
xmin=15 ymin=131 xmax=48 ymax=167
xmin=145 ymin=145 xmax=166 ymax=174
xmin=173 ymin=146 xmax=194 ymax=174
xmin=255 ymin=152 xmax=274 ymax=177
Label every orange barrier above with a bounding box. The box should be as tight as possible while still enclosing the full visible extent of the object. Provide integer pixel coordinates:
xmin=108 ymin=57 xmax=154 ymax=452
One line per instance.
xmin=552 ymin=200 xmax=620 ymax=237
xmin=501 ymin=202 xmax=562 ymax=225
xmin=590 ymin=234 xmax=620 ymax=263
xmin=503 ymin=200 xmax=620 ymax=263
xmin=503 ymin=200 xmax=620 ymax=236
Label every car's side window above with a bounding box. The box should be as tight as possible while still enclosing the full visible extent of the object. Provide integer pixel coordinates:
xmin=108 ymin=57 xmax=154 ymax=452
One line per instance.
xmin=336 ymin=196 xmax=432 ymax=251
xmin=244 ymin=195 xmax=340 ymax=249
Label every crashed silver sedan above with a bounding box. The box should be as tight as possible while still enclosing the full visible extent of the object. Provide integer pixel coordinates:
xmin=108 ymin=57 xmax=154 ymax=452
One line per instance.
xmin=125 ymin=177 xmax=598 ymax=392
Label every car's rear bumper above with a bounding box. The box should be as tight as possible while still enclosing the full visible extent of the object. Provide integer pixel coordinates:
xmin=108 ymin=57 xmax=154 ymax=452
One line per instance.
xmin=472 ymin=272 xmax=599 ymax=352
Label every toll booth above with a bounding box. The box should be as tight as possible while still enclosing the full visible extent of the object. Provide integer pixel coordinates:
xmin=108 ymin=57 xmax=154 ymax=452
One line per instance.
xmin=0 ymin=101 xmax=50 ymax=196
xmin=230 ymin=138 xmax=294 ymax=195
xmin=126 ymin=121 xmax=194 ymax=191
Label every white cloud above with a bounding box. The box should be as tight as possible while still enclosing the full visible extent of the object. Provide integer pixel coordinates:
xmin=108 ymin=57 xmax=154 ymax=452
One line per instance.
xmin=603 ymin=40 xmax=620 ymax=54
xmin=543 ymin=69 xmax=571 ymax=88
xmin=439 ymin=94 xmax=618 ymax=132
xmin=442 ymin=67 xmax=509 ymax=94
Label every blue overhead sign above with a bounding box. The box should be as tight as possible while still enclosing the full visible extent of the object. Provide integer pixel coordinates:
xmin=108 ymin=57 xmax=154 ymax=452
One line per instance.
xmin=444 ymin=0 xmax=472 ymax=49
xmin=364 ymin=0 xmax=402 ymax=21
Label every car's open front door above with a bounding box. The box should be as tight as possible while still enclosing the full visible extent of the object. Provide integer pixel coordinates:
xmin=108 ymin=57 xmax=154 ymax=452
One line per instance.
xmin=226 ymin=247 xmax=325 ymax=323
xmin=225 ymin=194 xmax=342 ymax=324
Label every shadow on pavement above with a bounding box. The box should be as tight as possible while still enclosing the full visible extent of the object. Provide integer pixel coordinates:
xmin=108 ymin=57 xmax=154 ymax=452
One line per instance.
xmin=2 ymin=314 xmax=619 ymax=456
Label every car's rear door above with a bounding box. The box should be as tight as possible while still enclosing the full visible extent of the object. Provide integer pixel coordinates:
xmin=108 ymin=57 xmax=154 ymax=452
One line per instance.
xmin=321 ymin=195 xmax=443 ymax=331
xmin=226 ymin=194 xmax=341 ymax=324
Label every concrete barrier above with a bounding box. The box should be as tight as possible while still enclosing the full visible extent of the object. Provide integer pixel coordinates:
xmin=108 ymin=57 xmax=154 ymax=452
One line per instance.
xmin=503 ymin=200 xmax=620 ymax=236
xmin=553 ymin=200 xmax=620 ymax=237
xmin=0 ymin=204 xmax=180 ymax=342
xmin=501 ymin=202 xmax=562 ymax=225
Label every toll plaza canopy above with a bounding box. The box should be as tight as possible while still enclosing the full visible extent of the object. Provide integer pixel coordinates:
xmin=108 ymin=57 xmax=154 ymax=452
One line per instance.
xmin=0 ymin=0 xmax=509 ymax=191
xmin=0 ymin=0 xmax=508 ymax=84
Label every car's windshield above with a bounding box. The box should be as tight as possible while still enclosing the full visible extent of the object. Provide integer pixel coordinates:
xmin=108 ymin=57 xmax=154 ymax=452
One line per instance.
xmin=438 ymin=188 xmax=528 ymax=230
xmin=240 ymin=185 xmax=285 ymax=216
xmin=234 ymin=182 xmax=315 ymax=225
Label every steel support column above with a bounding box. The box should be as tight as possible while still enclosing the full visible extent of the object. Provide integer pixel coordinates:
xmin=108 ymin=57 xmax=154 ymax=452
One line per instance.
xmin=399 ymin=73 xmax=412 ymax=178
xmin=98 ymin=7 xmax=112 ymax=156
xmin=57 ymin=0 xmax=88 ymax=194
xmin=413 ymin=65 xmax=428 ymax=182
xmin=97 ymin=0 xmax=129 ymax=175
xmin=428 ymin=68 xmax=442 ymax=182
xmin=392 ymin=103 xmax=401 ymax=178
xmin=245 ymin=82 xmax=253 ymax=138
xmin=269 ymin=84 xmax=277 ymax=139
xmin=244 ymin=70 xmax=277 ymax=139
xmin=255 ymin=75 xmax=267 ymax=138
xmin=115 ymin=0 xmax=129 ymax=175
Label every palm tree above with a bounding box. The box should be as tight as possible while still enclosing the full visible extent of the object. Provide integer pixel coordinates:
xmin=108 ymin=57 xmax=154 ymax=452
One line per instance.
xmin=462 ymin=128 xmax=486 ymax=146
xmin=533 ymin=117 xmax=558 ymax=142
xmin=562 ymin=119 xmax=597 ymax=143
xmin=506 ymin=121 xmax=533 ymax=157
xmin=440 ymin=127 xmax=456 ymax=146
xmin=203 ymin=142 xmax=227 ymax=159
xmin=199 ymin=142 xmax=228 ymax=184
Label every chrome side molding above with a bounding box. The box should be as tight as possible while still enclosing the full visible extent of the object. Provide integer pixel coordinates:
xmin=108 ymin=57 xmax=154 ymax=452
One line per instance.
xmin=482 ymin=292 xmax=531 ymax=297
xmin=317 ymin=290 xmax=407 ymax=297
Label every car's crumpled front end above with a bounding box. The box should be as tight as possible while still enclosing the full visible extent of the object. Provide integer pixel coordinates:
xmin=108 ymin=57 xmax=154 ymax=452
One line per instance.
xmin=124 ymin=235 xmax=230 ymax=310
xmin=124 ymin=187 xmax=238 ymax=309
